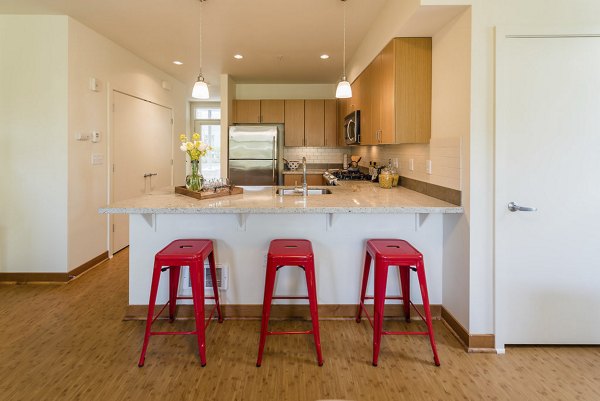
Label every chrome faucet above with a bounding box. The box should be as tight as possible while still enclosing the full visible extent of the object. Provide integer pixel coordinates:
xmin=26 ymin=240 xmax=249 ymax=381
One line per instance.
xmin=302 ymin=156 xmax=308 ymax=196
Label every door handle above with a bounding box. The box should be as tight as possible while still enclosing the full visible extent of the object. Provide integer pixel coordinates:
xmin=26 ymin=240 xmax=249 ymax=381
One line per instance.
xmin=508 ymin=202 xmax=537 ymax=212
xmin=143 ymin=173 xmax=158 ymax=178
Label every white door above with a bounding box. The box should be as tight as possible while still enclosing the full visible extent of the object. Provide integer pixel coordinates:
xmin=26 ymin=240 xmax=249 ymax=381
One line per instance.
xmin=112 ymin=91 xmax=173 ymax=252
xmin=495 ymin=28 xmax=600 ymax=348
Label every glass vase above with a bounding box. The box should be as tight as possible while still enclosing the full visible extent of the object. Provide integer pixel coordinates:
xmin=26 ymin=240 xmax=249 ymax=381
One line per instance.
xmin=186 ymin=160 xmax=204 ymax=191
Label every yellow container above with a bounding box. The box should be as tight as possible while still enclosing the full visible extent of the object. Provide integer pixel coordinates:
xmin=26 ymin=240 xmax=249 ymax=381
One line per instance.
xmin=379 ymin=171 xmax=393 ymax=189
xmin=392 ymin=173 xmax=400 ymax=187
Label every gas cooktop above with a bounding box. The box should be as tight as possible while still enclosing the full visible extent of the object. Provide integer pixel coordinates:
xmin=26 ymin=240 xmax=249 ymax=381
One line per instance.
xmin=331 ymin=169 xmax=369 ymax=181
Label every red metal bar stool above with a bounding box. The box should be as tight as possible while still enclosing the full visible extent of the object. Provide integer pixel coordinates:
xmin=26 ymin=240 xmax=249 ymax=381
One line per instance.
xmin=256 ymin=239 xmax=323 ymax=367
xmin=138 ymin=239 xmax=223 ymax=367
xmin=356 ymin=239 xmax=440 ymax=366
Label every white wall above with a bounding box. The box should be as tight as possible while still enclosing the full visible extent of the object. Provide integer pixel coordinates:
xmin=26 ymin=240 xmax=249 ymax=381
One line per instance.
xmin=0 ymin=16 xmax=69 ymax=273
xmin=433 ymin=8 xmax=471 ymax=329
xmin=236 ymin=84 xmax=337 ymax=99
xmin=468 ymin=0 xmax=600 ymax=336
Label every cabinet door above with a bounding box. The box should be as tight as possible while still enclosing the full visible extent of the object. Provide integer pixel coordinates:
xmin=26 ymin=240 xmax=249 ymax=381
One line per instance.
xmin=234 ymin=100 xmax=261 ymax=123
xmin=306 ymin=174 xmax=324 ymax=186
xmin=284 ymin=174 xmax=301 ymax=186
xmin=379 ymin=41 xmax=395 ymax=144
xmin=337 ymin=98 xmax=348 ymax=146
xmin=359 ymin=64 xmax=375 ymax=145
xmin=395 ymin=38 xmax=431 ymax=143
xmin=324 ymin=99 xmax=338 ymax=147
xmin=260 ymin=100 xmax=284 ymax=123
xmin=305 ymin=100 xmax=325 ymax=147
xmin=284 ymin=100 xmax=305 ymax=146
xmin=370 ymin=55 xmax=383 ymax=144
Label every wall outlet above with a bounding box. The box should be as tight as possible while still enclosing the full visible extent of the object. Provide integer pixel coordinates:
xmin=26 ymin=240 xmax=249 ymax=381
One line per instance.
xmin=426 ymin=160 xmax=432 ymax=174
xmin=91 ymin=131 xmax=101 ymax=143
xmin=409 ymin=159 xmax=414 ymax=171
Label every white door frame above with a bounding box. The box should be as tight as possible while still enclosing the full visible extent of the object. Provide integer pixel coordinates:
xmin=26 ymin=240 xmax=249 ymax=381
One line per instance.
xmin=494 ymin=25 xmax=600 ymax=352
xmin=107 ymin=88 xmax=174 ymax=256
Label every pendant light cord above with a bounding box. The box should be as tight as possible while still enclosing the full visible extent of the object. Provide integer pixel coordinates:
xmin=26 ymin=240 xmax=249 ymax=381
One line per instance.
xmin=198 ymin=0 xmax=204 ymax=79
xmin=342 ymin=0 xmax=346 ymax=78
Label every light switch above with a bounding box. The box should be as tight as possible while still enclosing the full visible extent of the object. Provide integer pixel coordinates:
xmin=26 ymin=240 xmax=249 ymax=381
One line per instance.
xmin=75 ymin=132 xmax=90 ymax=141
xmin=91 ymin=153 xmax=104 ymax=165
xmin=89 ymin=77 xmax=99 ymax=92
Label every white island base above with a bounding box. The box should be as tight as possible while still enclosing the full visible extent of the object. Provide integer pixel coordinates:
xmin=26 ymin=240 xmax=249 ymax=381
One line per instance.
xmin=128 ymin=212 xmax=448 ymax=314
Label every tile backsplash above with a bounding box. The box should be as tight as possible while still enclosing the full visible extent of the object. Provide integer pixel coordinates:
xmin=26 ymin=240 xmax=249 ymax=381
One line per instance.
xmin=283 ymin=136 xmax=462 ymax=191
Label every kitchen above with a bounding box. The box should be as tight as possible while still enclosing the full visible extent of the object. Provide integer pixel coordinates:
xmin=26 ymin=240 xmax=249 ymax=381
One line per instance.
xmin=2 ymin=1 xmax=600 ymax=400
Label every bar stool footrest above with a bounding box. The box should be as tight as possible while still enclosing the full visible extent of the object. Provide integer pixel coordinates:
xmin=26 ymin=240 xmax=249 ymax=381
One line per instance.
xmin=267 ymin=330 xmax=314 ymax=335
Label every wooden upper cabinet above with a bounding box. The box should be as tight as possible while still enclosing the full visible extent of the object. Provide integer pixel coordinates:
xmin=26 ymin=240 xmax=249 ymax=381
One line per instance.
xmin=337 ymin=97 xmax=349 ymax=146
xmin=284 ymin=100 xmax=305 ymax=147
xmin=350 ymin=37 xmax=431 ymax=145
xmin=260 ymin=100 xmax=284 ymax=123
xmin=233 ymin=100 xmax=260 ymax=123
xmin=379 ymin=41 xmax=395 ymax=144
xmin=395 ymin=38 xmax=432 ymax=144
xmin=305 ymin=100 xmax=325 ymax=147
xmin=324 ymin=99 xmax=338 ymax=147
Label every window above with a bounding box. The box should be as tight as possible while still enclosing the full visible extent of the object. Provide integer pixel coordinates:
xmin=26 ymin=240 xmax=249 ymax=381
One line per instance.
xmin=191 ymin=102 xmax=221 ymax=180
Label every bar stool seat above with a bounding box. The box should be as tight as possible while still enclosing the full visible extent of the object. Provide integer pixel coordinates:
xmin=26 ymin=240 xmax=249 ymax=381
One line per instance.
xmin=138 ymin=239 xmax=223 ymax=367
xmin=256 ymin=239 xmax=323 ymax=366
xmin=357 ymin=239 xmax=440 ymax=366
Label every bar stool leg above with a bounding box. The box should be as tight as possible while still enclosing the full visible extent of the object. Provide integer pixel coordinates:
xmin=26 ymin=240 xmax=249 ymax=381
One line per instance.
xmin=372 ymin=262 xmax=389 ymax=367
xmin=168 ymin=266 xmax=182 ymax=322
xmin=190 ymin=261 xmax=207 ymax=367
xmin=415 ymin=260 xmax=440 ymax=366
xmin=207 ymin=250 xmax=224 ymax=323
xmin=138 ymin=261 xmax=162 ymax=367
xmin=356 ymin=251 xmax=372 ymax=322
xmin=399 ymin=266 xmax=411 ymax=322
xmin=305 ymin=261 xmax=324 ymax=366
xmin=256 ymin=259 xmax=277 ymax=367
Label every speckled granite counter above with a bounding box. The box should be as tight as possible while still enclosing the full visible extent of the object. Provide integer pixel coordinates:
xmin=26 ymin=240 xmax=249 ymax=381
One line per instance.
xmin=99 ymin=181 xmax=462 ymax=214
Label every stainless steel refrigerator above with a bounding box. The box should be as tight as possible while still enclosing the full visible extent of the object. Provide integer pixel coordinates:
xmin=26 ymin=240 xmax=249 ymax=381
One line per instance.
xmin=228 ymin=125 xmax=283 ymax=186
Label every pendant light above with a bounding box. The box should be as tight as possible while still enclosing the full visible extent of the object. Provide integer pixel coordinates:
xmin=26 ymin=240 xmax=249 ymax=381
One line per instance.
xmin=192 ymin=0 xmax=209 ymax=99
xmin=335 ymin=0 xmax=352 ymax=99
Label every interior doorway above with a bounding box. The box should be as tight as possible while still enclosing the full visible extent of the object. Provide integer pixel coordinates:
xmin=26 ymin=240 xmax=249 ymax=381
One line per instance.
xmin=111 ymin=91 xmax=173 ymax=253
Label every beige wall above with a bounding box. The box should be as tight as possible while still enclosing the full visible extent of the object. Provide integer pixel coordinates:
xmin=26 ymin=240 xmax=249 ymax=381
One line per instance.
xmin=0 ymin=15 xmax=69 ymax=273
xmin=0 ymin=15 xmax=187 ymax=274
xmin=67 ymin=18 xmax=187 ymax=270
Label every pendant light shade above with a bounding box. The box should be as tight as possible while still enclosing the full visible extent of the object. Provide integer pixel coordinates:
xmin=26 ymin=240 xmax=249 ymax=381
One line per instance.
xmin=336 ymin=0 xmax=352 ymax=99
xmin=336 ymin=77 xmax=352 ymax=98
xmin=192 ymin=0 xmax=209 ymax=99
xmin=192 ymin=75 xmax=209 ymax=99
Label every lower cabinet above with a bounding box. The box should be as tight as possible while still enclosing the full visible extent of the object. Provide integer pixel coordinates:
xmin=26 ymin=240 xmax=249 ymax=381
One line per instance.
xmin=283 ymin=174 xmax=324 ymax=186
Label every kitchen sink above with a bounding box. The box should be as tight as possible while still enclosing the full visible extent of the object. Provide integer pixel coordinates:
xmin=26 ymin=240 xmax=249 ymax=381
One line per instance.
xmin=276 ymin=188 xmax=332 ymax=196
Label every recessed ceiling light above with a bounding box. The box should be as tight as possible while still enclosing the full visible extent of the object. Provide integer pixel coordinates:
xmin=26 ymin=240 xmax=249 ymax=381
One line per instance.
xmin=172 ymin=60 xmax=183 ymax=65
xmin=234 ymin=54 xmax=243 ymax=59
xmin=320 ymin=54 xmax=330 ymax=59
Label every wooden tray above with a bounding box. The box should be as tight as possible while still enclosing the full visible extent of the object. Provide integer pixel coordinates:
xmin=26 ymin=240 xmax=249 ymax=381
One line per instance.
xmin=175 ymin=185 xmax=243 ymax=200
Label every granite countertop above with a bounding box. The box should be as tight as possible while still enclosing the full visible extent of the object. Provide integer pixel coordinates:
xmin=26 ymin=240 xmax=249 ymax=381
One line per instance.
xmin=99 ymin=181 xmax=463 ymax=215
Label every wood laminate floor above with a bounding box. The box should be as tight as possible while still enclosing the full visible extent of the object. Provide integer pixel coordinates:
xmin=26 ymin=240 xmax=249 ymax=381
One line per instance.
xmin=1 ymin=249 xmax=599 ymax=401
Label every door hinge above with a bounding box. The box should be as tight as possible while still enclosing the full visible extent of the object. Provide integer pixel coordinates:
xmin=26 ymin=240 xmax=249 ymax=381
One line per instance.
xmin=112 ymin=103 xmax=115 ymax=112
xmin=171 ymin=159 xmax=174 ymax=165
xmin=112 ymin=224 xmax=115 ymax=232
xmin=112 ymin=164 xmax=115 ymax=173
xmin=171 ymin=118 xmax=174 ymax=125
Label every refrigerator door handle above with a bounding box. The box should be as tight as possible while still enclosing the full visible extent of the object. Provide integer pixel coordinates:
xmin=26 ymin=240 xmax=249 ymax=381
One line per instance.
xmin=272 ymin=137 xmax=276 ymax=183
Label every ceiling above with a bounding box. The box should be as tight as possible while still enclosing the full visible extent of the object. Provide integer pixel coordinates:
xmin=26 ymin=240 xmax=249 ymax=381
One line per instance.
xmin=0 ymin=0 xmax=390 ymax=97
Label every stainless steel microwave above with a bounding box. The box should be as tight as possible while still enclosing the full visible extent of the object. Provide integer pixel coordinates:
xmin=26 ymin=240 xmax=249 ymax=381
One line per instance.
xmin=344 ymin=110 xmax=360 ymax=145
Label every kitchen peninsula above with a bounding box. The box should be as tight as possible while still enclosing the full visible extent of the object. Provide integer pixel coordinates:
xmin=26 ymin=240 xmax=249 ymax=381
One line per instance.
xmin=100 ymin=182 xmax=462 ymax=313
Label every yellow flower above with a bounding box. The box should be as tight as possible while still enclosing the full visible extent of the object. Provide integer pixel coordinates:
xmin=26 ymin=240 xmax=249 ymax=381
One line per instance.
xmin=179 ymin=134 xmax=187 ymax=142
xmin=192 ymin=132 xmax=200 ymax=141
